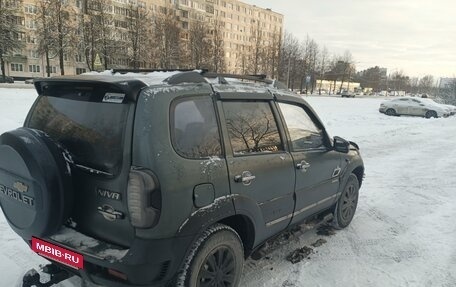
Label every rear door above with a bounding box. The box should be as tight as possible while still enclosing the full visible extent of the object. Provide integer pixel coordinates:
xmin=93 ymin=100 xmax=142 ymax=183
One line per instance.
xmin=276 ymin=100 xmax=341 ymax=224
xmin=218 ymin=97 xmax=296 ymax=237
xmin=26 ymin=81 xmax=138 ymax=247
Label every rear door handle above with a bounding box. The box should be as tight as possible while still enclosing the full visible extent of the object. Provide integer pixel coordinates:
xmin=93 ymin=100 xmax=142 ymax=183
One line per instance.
xmin=296 ymin=160 xmax=311 ymax=170
xmin=234 ymin=171 xmax=256 ymax=186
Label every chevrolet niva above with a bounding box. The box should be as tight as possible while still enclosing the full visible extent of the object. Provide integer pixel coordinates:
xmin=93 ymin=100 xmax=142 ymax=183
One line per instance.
xmin=0 ymin=70 xmax=364 ymax=287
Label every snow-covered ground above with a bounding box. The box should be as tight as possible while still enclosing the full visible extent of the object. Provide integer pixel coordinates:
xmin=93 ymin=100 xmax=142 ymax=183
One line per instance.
xmin=0 ymin=87 xmax=455 ymax=287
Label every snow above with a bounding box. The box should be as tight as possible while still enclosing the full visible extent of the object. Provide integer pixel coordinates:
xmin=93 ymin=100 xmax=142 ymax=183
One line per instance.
xmin=1 ymin=87 xmax=456 ymax=286
xmin=83 ymin=70 xmax=199 ymax=86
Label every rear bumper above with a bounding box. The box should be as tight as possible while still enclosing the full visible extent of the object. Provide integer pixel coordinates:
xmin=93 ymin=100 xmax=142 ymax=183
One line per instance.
xmin=30 ymin=234 xmax=194 ymax=286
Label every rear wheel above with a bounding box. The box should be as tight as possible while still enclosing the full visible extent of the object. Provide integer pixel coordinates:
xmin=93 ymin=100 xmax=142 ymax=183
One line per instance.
xmin=425 ymin=110 xmax=437 ymax=119
xmin=333 ymin=174 xmax=359 ymax=229
xmin=385 ymin=108 xmax=396 ymax=116
xmin=177 ymin=224 xmax=244 ymax=287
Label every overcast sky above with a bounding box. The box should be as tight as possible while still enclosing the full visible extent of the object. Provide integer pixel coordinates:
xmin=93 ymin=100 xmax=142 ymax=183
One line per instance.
xmin=243 ymin=0 xmax=456 ymax=79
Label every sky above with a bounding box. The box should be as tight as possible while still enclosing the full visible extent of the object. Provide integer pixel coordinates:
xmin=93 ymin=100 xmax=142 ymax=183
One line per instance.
xmin=243 ymin=0 xmax=456 ymax=79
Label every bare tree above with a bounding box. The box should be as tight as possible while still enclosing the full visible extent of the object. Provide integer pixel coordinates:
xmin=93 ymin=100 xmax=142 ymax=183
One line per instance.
xmin=419 ymin=75 xmax=435 ymax=94
xmin=52 ymin=0 xmax=77 ymax=75
xmin=35 ymin=0 xmax=55 ymax=77
xmin=266 ymin=28 xmax=282 ymax=79
xmin=80 ymin=0 xmax=116 ymax=71
xmin=126 ymin=3 xmax=149 ymax=69
xmin=152 ymin=11 xmax=181 ymax=69
xmin=188 ymin=20 xmax=210 ymax=69
xmin=249 ymin=20 xmax=265 ymax=75
xmin=209 ymin=18 xmax=225 ymax=73
xmin=317 ymin=47 xmax=329 ymax=95
xmin=0 ymin=0 xmax=23 ymax=80
xmin=279 ymin=31 xmax=300 ymax=89
xmin=338 ymin=51 xmax=354 ymax=93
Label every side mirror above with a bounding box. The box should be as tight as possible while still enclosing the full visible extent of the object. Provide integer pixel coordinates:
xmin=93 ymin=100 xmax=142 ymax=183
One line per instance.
xmin=333 ymin=136 xmax=350 ymax=153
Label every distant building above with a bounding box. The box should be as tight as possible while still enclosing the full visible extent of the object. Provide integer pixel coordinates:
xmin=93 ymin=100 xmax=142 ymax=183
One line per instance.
xmin=316 ymin=80 xmax=361 ymax=94
xmin=6 ymin=0 xmax=283 ymax=79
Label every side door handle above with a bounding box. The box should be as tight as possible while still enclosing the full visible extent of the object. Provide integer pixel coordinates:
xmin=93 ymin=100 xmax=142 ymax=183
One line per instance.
xmin=234 ymin=171 xmax=256 ymax=186
xmin=296 ymin=160 xmax=311 ymax=170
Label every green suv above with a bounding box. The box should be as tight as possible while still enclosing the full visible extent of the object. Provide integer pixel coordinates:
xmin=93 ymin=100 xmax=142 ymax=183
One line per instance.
xmin=0 ymin=70 xmax=364 ymax=287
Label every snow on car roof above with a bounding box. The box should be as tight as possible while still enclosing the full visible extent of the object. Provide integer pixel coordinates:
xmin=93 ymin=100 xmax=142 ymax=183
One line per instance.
xmin=82 ymin=70 xmax=187 ymax=86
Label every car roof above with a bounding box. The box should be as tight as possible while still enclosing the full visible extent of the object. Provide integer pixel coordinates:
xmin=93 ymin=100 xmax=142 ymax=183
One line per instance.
xmin=33 ymin=70 xmax=293 ymax=102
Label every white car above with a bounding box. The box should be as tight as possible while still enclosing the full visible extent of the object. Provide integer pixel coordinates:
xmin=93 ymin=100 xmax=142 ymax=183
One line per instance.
xmin=379 ymin=97 xmax=450 ymax=118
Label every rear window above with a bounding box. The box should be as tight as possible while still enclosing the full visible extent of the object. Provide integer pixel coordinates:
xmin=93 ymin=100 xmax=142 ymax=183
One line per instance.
xmin=28 ymin=85 xmax=129 ymax=175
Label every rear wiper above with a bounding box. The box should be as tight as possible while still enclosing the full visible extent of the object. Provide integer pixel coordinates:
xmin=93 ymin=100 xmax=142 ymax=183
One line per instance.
xmin=74 ymin=164 xmax=113 ymax=176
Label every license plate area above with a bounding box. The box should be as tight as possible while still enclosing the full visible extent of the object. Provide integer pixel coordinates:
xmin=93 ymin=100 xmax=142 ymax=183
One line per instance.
xmin=31 ymin=237 xmax=84 ymax=270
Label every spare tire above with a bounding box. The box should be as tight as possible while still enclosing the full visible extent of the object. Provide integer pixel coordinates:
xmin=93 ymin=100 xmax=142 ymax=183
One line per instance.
xmin=0 ymin=128 xmax=73 ymax=240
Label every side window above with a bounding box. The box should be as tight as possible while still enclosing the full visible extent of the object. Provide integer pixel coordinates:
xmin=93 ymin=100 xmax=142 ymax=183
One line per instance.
xmin=172 ymin=97 xmax=222 ymax=158
xmin=278 ymin=103 xmax=324 ymax=150
xmin=223 ymin=101 xmax=283 ymax=155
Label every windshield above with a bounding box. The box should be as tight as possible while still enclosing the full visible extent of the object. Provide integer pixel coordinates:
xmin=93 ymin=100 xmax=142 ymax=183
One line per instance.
xmin=28 ymin=96 xmax=129 ymax=175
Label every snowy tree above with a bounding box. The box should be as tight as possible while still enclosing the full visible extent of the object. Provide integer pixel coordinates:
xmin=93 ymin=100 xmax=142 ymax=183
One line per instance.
xmin=0 ymin=0 xmax=23 ymax=80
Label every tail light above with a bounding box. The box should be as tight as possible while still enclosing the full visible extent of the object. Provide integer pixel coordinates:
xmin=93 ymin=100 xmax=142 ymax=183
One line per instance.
xmin=127 ymin=168 xmax=161 ymax=228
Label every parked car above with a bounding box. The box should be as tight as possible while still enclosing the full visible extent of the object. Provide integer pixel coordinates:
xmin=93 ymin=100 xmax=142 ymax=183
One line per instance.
xmin=0 ymin=70 xmax=364 ymax=287
xmin=341 ymin=91 xmax=355 ymax=98
xmin=25 ymin=78 xmax=34 ymax=84
xmin=0 ymin=76 xmax=14 ymax=83
xmin=379 ymin=97 xmax=450 ymax=118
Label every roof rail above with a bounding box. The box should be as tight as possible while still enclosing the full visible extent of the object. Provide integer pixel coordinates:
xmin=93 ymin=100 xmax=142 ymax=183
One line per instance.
xmin=112 ymin=68 xmax=208 ymax=74
xmin=202 ymin=72 xmax=273 ymax=84
xmin=202 ymin=72 xmax=288 ymax=90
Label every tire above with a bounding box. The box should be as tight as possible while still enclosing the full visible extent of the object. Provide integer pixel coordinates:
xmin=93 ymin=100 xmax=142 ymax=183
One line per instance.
xmin=385 ymin=108 xmax=396 ymax=116
xmin=177 ymin=224 xmax=244 ymax=287
xmin=0 ymin=128 xmax=73 ymax=239
xmin=333 ymin=174 xmax=359 ymax=229
xmin=425 ymin=110 xmax=437 ymax=119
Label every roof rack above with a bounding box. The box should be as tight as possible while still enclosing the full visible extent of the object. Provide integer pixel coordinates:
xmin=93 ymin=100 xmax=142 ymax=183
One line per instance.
xmin=108 ymin=69 xmax=288 ymax=90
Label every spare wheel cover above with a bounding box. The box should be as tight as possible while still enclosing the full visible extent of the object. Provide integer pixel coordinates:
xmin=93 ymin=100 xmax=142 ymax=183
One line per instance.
xmin=0 ymin=128 xmax=73 ymax=239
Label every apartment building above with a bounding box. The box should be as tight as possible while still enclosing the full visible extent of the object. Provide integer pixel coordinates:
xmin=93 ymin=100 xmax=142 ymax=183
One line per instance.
xmin=5 ymin=0 xmax=283 ymax=79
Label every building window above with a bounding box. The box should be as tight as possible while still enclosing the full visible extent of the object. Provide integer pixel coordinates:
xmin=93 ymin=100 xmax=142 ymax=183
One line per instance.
xmin=24 ymin=4 xmax=37 ymax=14
xmin=46 ymin=66 xmax=57 ymax=74
xmin=29 ymin=65 xmax=41 ymax=73
xmin=76 ymin=68 xmax=86 ymax=75
xmin=75 ymin=54 xmax=84 ymax=63
xmin=29 ymin=50 xmax=39 ymax=58
xmin=11 ymin=63 xmax=24 ymax=72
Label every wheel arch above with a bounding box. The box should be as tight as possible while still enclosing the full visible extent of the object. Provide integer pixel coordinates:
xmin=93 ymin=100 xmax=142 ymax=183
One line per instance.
xmin=218 ymin=214 xmax=256 ymax=258
xmin=352 ymin=166 xmax=364 ymax=187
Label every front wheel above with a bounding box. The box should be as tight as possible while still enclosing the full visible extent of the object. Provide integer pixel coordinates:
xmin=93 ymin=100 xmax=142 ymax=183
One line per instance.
xmin=425 ymin=110 xmax=437 ymax=119
xmin=385 ymin=108 xmax=396 ymax=116
xmin=333 ymin=174 xmax=359 ymax=229
xmin=177 ymin=224 xmax=244 ymax=287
